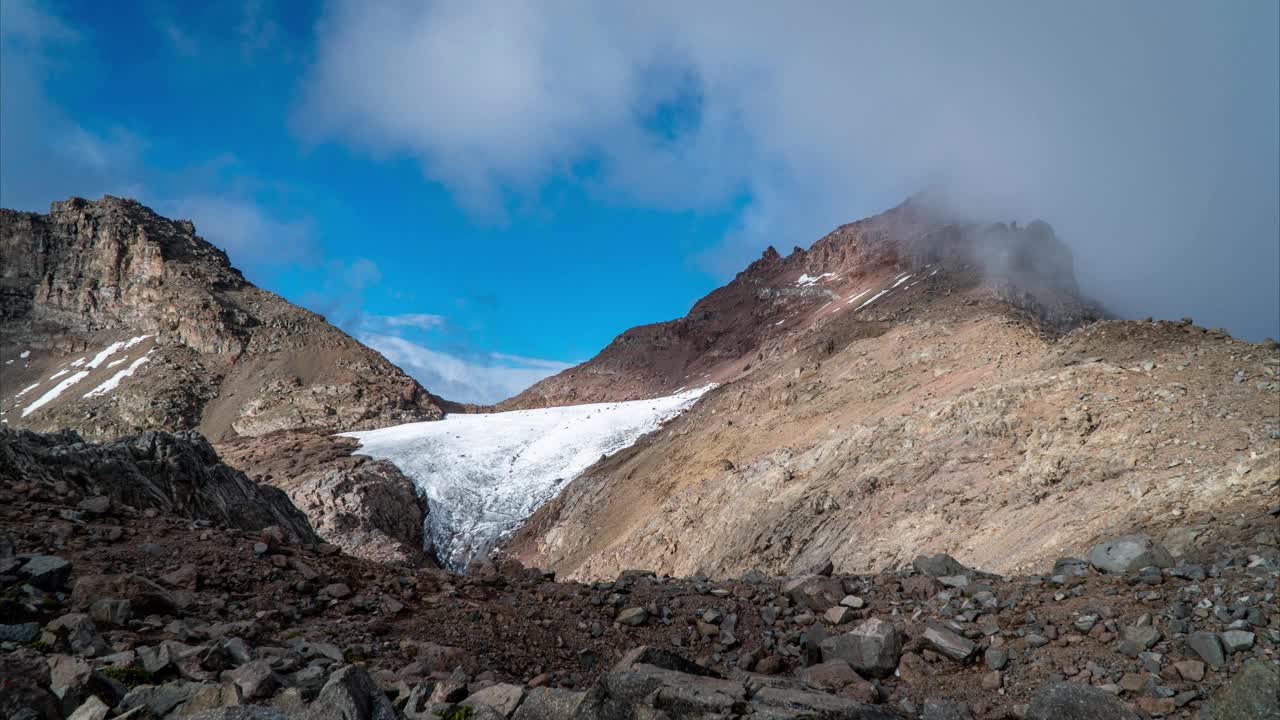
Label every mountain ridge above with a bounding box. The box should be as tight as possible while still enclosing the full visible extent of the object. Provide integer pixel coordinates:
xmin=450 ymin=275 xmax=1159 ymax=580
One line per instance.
xmin=498 ymin=197 xmax=1106 ymax=411
xmin=0 ymin=195 xmax=451 ymax=442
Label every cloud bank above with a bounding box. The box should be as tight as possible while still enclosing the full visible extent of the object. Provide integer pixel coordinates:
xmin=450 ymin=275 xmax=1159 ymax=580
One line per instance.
xmin=300 ymin=1 xmax=1279 ymax=340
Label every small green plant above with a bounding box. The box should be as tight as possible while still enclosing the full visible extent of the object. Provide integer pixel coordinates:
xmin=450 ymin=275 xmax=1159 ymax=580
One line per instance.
xmin=28 ymin=640 xmax=54 ymax=653
xmin=437 ymin=707 xmax=473 ymax=720
xmin=99 ymin=666 xmax=155 ymax=688
xmin=283 ymin=629 xmax=302 ymax=639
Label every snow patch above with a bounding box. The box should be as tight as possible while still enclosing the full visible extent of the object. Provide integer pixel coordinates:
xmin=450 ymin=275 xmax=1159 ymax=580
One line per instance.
xmin=69 ymin=358 xmax=86 ymax=368
xmin=22 ymin=371 xmax=90 ymax=417
xmin=345 ymin=386 xmax=713 ymax=571
xmin=85 ymin=341 xmax=128 ymax=369
xmin=85 ymin=354 xmax=152 ymax=398
xmin=19 ymin=350 xmax=30 ymax=359
xmin=123 ymin=335 xmax=150 ymax=350
xmin=795 ymin=272 xmax=834 ymax=287
xmin=15 ymin=383 xmax=39 ymax=399
xmin=891 ymin=274 xmax=914 ymax=289
xmin=856 ymin=289 xmax=891 ymax=311
xmin=845 ymin=289 xmax=871 ymax=304
xmin=106 ymin=357 xmax=129 ymax=368
xmin=49 ymin=368 xmax=69 ymax=380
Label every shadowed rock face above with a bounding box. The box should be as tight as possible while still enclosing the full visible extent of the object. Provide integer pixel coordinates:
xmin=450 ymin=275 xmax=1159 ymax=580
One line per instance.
xmin=0 ymin=427 xmax=319 ymax=542
xmin=1 ymin=196 xmax=446 ymax=442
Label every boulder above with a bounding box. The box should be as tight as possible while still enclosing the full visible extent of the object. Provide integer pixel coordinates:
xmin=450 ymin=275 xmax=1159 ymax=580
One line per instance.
xmin=0 ymin=622 xmax=41 ymax=643
xmin=1186 ymin=632 xmax=1227 ymax=669
xmin=19 ymin=555 xmax=72 ymax=590
xmin=66 ymin=695 xmax=110 ymax=720
xmin=783 ymin=575 xmax=847 ymax=611
xmin=798 ymin=659 xmax=861 ymax=691
xmin=819 ymin=618 xmax=902 ymax=678
xmin=1087 ymin=535 xmax=1173 ymax=574
xmin=922 ymin=624 xmax=976 ymax=662
xmin=1026 ymin=681 xmax=1138 ymax=720
xmin=463 ymin=683 xmax=525 ymax=717
xmin=119 ymin=681 xmax=210 ymax=717
xmin=616 ymin=607 xmax=648 ymax=626
xmin=1201 ymin=659 xmax=1280 ymax=720
xmin=44 ymin=614 xmax=106 ymax=657
xmin=303 ymin=664 xmax=398 ymax=720
xmin=511 ymin=687 xmax=587 ymax=720
xmin=912 ymin=553 xmax=971 ymax=578
xmin=228 ymin=660 xmax=278 ymax=700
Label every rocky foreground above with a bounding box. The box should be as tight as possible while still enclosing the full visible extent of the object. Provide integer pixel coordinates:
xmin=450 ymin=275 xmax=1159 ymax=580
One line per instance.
xmin=2 ymin=432 xmax=1277 ymax=719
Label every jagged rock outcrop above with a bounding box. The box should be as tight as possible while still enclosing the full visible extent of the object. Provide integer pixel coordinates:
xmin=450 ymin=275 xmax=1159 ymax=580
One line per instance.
xmin=218 ymin=431 xmax=434 ymax=567
xmin=0 ymin=427 xmax=319 ymax=542
xmin=0 ymin=196 xmax=446 ymax=442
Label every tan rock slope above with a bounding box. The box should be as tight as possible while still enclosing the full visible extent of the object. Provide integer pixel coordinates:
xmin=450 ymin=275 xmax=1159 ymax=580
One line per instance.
xmin=0 ymin=196 xmax=447 ymax=442
xmin=503 ymin=200 xmax=1280 ymax=581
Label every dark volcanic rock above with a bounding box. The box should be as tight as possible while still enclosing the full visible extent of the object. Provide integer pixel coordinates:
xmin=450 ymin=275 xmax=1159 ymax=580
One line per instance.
xmin=0 ymin=427 xmax=319 ymax=542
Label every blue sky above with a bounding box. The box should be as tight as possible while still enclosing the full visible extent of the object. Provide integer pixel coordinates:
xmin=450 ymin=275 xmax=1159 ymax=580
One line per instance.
xmin=3 ymin=1 xmax=1277 ymax=402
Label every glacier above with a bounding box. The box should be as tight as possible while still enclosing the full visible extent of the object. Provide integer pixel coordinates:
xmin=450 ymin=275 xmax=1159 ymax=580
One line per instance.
xmin=343 ymin=386 xmax=711 ymax=571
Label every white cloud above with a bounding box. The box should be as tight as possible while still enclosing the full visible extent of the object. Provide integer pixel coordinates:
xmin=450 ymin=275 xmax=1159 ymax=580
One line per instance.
xmin=299 ymin=1 xmax=1280 ymax=340
xmin=489 ymin=352 xmax=575 ymax=370
xmin=168 ymin=195 xmax=317 ymax=273
xmin=360 ymin=332 xmax=571 ymax=404
xmin=378 ymin=313 xmax=447 ymax=330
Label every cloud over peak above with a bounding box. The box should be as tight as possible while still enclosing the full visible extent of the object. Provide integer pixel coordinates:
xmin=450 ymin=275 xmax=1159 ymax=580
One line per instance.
xmin=298 ymin=1 xmax=1279 ymax=340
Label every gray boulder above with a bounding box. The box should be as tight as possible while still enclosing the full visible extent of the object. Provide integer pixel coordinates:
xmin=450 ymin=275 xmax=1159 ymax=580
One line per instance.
xmin=782 ymin=575 xmax=847 ymax=611
xmin=819 ymin=617 xmax=902 ymax=678
xmin=1027 ymin=681 xmax=1138 ymax=720
xmin=912 ymin=553 xmax=971 ymax=578
xmin=922 ymin=625 xmax=977 ymax=662
xmin=1087 ymin=535 xmax=1173 ymax=574
xmin=511 ymin=687 xmax=588 ymax=720
xmin=303 ymin=665 xmax=397 ymax=720
xmin=1201 ymin=659 xmax=1280 ymax=720
xmin=1187 ymin=632 xmax=1227 ymax=669
xmin=19 ymin=555 xmax=72 ymax=590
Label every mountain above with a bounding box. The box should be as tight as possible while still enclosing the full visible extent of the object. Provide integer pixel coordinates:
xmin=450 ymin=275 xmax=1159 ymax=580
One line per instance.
xmin=499 ymin=198 xmax=1280 ymax=581
xmin=498 ymin=197 xmax=1103 ymax=411
xmin=0 ymin=196 xmax=448 ymax=442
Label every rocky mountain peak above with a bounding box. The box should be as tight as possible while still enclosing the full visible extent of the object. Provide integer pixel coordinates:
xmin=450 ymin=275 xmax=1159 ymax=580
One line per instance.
xmin=1 ymin=196 xmax=447 ymax=442
xmin=500 ymin=196 xmax=1104 ymax=410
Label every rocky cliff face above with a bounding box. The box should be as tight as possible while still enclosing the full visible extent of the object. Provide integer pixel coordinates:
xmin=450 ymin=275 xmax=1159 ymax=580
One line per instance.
xmin=0 ymin=196 xmax=446 ymax=442
xmin=0 ymin=427 xmax=318 ymax=542
xmin=499 ymin=198 xmax=1103 ymax=410
xmin=217 ymin=431 xmax=435 ymax=567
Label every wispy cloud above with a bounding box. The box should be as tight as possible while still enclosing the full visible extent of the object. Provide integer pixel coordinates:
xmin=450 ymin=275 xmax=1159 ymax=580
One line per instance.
xmin=360 ymin=332 xmax=571 ymax=404
xmin=377 ymin=313 xmax=447 ymax=331
xmin=167 ymin=195 xmax=317 ymax=275
xmin=489 ymin=352 xmax=575 ymax=370
xmin=161 ymin=21 xmax=199 ymax=56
